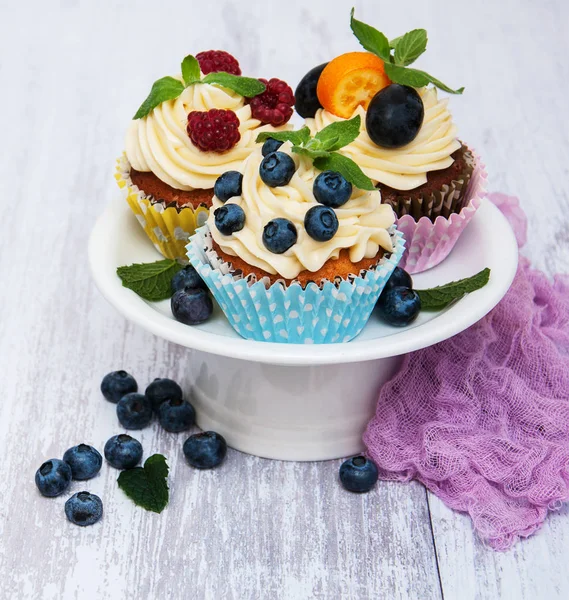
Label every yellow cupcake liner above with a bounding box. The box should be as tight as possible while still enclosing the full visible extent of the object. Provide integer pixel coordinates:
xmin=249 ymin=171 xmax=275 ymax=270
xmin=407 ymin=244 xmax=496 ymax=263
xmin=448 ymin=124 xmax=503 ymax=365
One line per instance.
xmin=114 ymin=154 xmax=211 ymax=260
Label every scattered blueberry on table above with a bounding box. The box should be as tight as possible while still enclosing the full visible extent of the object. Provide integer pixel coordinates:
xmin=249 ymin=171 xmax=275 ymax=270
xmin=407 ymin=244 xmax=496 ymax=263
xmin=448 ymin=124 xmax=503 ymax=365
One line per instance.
xmin=100 ymin=370 xmax=138 ymax=403
xmin=339 ymin=456 xmax=379 ymax=493
xmin=145 ymin=377 xmax=184 ymax=412
xmin=116 ymin=393 xmax=153 ymax=430
xmin=65 ymin=492 xmax=103 ymax=527
xmin=183 ymin=431 xmax=227 ymax=469
xmin=384 ymin=266 xmax=413 ymax=292
xmin=62 ymin=444 xmax=102 ymax=480
xmin=35 ymin=459 xmax=72 ymax=497
xmin=104 ymin=434 xmax=143 ymax=470
xmin=378 ymin=287 xmax=422 ymax=327
xmin=159 ymin=397 xmax=196 ymax=433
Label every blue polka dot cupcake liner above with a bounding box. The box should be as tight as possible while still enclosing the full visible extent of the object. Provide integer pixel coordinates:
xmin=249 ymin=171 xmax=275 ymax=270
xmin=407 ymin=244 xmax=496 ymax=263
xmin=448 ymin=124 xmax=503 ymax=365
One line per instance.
xmin=187 ymin=225 xmax=405 ymax=344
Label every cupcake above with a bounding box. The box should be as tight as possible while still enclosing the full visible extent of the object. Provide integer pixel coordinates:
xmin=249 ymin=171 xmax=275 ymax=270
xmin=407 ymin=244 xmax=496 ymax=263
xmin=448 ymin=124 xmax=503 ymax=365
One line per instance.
xmin=187 ymin=122 xmax=405 ymax=344
xmin=116 ymin=51 xmax=295 ymax=259
xmin=299 ymin=13 xmax=487 ymax=273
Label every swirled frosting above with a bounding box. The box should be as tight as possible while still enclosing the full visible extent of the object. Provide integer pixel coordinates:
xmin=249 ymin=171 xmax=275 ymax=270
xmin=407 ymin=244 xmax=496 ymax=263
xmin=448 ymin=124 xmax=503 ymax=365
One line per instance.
xmin=125 ymin=79 xmax=280 ymax=191
xmin=306 ymin=87 xmax=461 ymax=191
xmin=207 ymin=144 xmax=395 ymax=279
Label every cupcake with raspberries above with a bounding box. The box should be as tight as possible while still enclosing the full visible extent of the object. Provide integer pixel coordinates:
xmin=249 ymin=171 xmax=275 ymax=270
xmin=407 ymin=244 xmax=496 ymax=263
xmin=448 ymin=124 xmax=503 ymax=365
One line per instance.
xmin=187 ymin=119 xmax=405 ymax=344
xmin=298 ymin=12 xmax=487 ymax=273
xmin=116 ymin=51 xmax=295 ymax=259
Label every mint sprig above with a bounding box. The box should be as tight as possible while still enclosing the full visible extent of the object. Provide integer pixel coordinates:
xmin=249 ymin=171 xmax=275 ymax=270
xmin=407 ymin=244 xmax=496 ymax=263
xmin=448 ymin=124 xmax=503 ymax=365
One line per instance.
xmin=416 ymin=268 xmax=491 ymax=311
xmin=350 ymin=8 xmax=463 ymax=95
xmin=134 ymin=55 xmax=267 ymax=119
xmin=117 ymin=454 xmax=169 ymax=514
xmin=256 ymin=118 xmax=375 ymax=190
xmin=117 ymin=259 xmax=182 ymax=302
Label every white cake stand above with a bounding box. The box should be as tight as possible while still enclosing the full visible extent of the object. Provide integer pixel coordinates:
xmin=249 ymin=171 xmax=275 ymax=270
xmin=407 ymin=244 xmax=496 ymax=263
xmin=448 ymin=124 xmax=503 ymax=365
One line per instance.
xmin=89 ymin=198 xmax=518 ymax=461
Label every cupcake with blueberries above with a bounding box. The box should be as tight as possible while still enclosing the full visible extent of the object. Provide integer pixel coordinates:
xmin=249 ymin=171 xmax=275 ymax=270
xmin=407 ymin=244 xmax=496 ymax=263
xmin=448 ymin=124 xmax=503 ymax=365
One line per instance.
xmin=298 ymin=12 xmax=486 ymax=273
xmin=186 ymin=119 xmax=405 ymax=344
xmin=116 ymin=50 xmax=295 ymax=259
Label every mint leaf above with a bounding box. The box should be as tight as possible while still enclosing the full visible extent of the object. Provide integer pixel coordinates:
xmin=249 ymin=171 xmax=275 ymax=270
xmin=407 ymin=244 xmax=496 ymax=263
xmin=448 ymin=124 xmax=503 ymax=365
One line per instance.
xmin=384 ymin=63 xmax=464 ymax=94
xmin=389 ymin=35 xmax=403 ymax=49
xmin=313 ymin=115 xmax=361 ymax=151
xmin=117 ymin=259 xmax=182 ymax=302
xmin=118 ymin=454 xmax=169 ymax=514
xmin=134 ymin=76 xmax=185 ymax=119
xmin=256 ymin=127 xmax=311 ymax=146
xmin=416 ymin=268 xmax=491 ymax=311
xmin=292 ymin=146 xmax=333 ymax=160
xmin=181 ymin=54 xmax=201 ymax=86
xmin=202 ymin=73 xmax=266 ymax=97
xmin=393 ymin=29 xmax=428 ymax=66
xmin=314 ymin=152 xmax=375 ymax=190
xmin=350 ymin=8 xmax=391 ymax=61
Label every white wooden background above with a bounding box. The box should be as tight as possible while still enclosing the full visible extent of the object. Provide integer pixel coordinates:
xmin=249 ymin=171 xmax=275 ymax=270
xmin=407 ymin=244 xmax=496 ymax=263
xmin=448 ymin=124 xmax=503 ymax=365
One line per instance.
xmin=0 ymin=1 xmax=568 ymax=598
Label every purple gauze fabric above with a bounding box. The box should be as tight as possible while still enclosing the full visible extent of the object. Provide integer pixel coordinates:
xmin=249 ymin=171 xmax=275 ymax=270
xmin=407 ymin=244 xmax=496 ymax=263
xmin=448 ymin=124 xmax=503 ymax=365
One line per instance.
xmin=364 ymin=193 xmax=569 ymax=551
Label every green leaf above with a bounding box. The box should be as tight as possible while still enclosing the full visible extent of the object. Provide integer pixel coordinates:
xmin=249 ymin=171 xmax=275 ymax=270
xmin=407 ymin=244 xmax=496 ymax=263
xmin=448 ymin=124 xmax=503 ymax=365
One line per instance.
xmin=393 ymin=29 xmax=428 ymax=66
xmin=118 ymin=454 xmax=169 ymax=514
xmin=133 ymin=76 xmax=185 ymax=119
xmin=202 ymin=73 xmax=266 ymax=97
xmin=314 ymin=152 xmax=375 ymax=190
xmin=313 ymin=115 xmax=362 ymax=151
xmin=349 ymin=8 xmax=391 ymax=62
xmin=389 ymin=35 xmax=403 ymax=49
xmin=384 ymin=63 xmax=464 ymax=94
xmin=181 ymin=54 xmax=201 ymax=86
xmin=255 ymin=127 xmax=311 ymax=147
xmin=291 ymin=146 xmax=332 ymax=160
xmin=416 ymin=268 xmax=491 ymax=311
xmin=116 ymin=259 xmax=183 ymax=302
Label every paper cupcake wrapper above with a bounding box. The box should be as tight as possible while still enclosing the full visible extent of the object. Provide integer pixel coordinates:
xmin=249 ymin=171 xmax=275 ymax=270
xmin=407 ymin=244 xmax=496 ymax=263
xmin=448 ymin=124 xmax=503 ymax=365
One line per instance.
xmin=186 ymin=226 xmax=405 ymax=344
xmin=115 ymin=154 xmax=210 ymax=260
xmin=397 ymin=150 xmax=487 ymax=274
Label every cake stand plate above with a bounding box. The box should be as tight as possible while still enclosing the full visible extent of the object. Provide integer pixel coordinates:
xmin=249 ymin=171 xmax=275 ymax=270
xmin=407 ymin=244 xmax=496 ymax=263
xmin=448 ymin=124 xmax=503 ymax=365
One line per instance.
xmin=89 ymin=199 xmax=518 ymax=461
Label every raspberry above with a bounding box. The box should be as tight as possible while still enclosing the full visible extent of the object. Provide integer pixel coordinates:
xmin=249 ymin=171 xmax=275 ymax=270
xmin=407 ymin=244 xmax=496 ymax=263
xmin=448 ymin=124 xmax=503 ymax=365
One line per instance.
xmin=248 ymin=78 xmax=295 ymax=126
xmin=196 ymin=50 xmax=241 ymax=76
xmin=187 ymin=109 xmax=241 ymax=153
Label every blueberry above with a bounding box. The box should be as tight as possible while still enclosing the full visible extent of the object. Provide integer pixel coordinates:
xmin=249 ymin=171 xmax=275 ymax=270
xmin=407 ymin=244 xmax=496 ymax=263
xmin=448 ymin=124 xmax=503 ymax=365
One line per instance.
xmin=158 ymin=397 xmax=196 ymax=433
xmin=116 ymin=393 xmax=153 ymax=430
xmin=262 ymin=218 xmax=298 ymax=254
xmin=35 ymin=459 xmax=72 ymax=497
xmin=384 ymin=266 xmax=413 ymax=293
xmin=101 ymin=370 xmax=138 ymax=404
xmin=65 ymin=492 xmax=103 ymax=527
xmin=214 ymin=171 xmax=243 ymax=202
xmin=171 ymin=264 xmax=207 ymax=293
xmin=183 ymin=431 xmax=227 ymax=469
xmin=259 ymin=151 xmax=296 ymax=187
xmin=172 ymin=287 xmax=213 ymax=326
xmin=145 ymin=378 xmax=183 ymax=412
xmin=294 ymin=63 xmax=328 ymax=118
xmin=339 ymin=456 xmax=379 ymax=493
xmin=214 ymin=204 xmax=245 ymax=235
xmin=366 ymin=84 xmax=424 ymax=149
xmin=313 ymin=171 xmax=352 ymax=208
xmin=261 ymin=138 xmax=284 ymax=157
xmin=304 ymin=206 xmax=339 ymax=242
xmin=62 ymin=444 xmax=102 ymax=480
xmin=377 ymin=286 xmax=421 ymax=327
xmin=104 ymin=434 xmax=143 ymax=469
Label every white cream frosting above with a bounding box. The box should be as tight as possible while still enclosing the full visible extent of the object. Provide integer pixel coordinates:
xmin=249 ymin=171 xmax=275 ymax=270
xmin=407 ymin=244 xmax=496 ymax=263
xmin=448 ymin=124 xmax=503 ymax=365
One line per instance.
xmin=126 ymin=78 xmax=281 ymax=191
xmin=306 ymin=87 xmax=461 ymax=191
xmin=207 ymin=144 xmax=395 ymax=280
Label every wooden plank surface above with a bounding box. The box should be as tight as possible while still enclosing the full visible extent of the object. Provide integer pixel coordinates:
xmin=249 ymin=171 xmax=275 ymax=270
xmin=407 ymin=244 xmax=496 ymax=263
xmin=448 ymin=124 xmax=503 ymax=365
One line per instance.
xmin=0 ymin=0 xmax=567 ymax=598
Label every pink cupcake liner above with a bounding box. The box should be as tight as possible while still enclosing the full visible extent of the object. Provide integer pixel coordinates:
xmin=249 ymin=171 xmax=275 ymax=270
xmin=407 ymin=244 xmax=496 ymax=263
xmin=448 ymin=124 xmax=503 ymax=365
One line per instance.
xmin=396 ymin=151 xmax=487 ymax=274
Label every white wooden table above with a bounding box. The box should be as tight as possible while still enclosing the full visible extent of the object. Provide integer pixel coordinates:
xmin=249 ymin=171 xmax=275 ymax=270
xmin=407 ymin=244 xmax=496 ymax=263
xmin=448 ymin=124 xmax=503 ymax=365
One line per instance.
xmin=1 ymin=1 xmax=568 ymax=598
